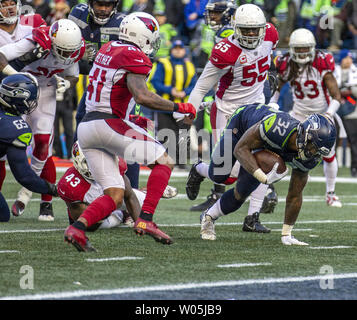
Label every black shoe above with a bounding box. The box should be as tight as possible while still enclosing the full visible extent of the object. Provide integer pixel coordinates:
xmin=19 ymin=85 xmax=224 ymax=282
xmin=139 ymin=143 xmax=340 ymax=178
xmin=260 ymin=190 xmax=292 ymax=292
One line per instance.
xmin=38 ymin=202 xmax=54 ymax=221
xmin=186 ymin=160 xmax=205 ymax=200
xmin=190 ymin=189 xmax=222 ymax=212
xmin=260 ymin=184 xmax=278 ymax=214
xmin=351 ymin=168 xmax=357 ymax=178
xmin=242 ymin=212 xmax=270 ymax=233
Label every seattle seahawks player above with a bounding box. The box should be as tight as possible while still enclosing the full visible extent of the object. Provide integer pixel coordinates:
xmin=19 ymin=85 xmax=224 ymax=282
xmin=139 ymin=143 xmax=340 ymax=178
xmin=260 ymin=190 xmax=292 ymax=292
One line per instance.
xmin=187 ymin=103 xmax=336 ymax=245
xmin=0 ymin=73 xmax=57 ymax=222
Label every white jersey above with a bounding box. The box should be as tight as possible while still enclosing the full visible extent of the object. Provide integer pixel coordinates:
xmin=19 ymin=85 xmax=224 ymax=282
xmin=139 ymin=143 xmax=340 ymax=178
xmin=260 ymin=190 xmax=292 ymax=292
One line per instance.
xmin=276 ymin=51 xmax=336 ymax=116
xmin=188 ymin=23 xmax=279 ymax=115
xmin=0 ymin=14 xmax=45 ymax=46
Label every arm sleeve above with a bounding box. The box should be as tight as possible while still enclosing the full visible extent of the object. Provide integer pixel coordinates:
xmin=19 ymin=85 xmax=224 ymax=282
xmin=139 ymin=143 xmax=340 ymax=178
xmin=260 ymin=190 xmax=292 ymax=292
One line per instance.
xmin=188 ymin=61 xmax=230 ymax=110
xmin=7 ymin=146 xmax=50 ymax=194
xmin=0 ymin=38 xmax=35 ymax=61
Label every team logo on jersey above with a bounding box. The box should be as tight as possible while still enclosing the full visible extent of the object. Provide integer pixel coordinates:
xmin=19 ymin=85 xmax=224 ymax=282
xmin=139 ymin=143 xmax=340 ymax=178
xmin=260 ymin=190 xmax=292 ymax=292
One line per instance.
xmin=239 ymin=55 xmax=247 ymax=64
xmin=138 ymin=17 xmax=157 ymax=33
xmin=101 ymin=34 xmax=110 ymax=43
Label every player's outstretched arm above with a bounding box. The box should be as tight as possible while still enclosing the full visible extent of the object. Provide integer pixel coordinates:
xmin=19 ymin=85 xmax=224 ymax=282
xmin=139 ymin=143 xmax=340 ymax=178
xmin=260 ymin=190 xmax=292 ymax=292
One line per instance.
xmin=6 ymin=146 xmax=57 ymax=196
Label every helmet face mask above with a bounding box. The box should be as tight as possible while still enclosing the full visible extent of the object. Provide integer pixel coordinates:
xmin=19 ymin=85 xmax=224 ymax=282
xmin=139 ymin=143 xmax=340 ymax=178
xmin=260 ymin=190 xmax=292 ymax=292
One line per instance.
xmin=71 ymin=141 xmax=94 ymax=181
xmin=0 ymin=0 xmax=21 ymax=25
xmin=88 ymin=0 xmax=118 ymax=25
xmin=119 ymin=12 xmax=161 ymax=58
xmin=0 ymin=73 xmax=39 ymax=116
xmin=289 ymin=28 xmax=316 ymax=65
xmin=233 ymin=4 xmax=266 ymax=49
xmin=296 ymin=114 xmax=336 ymax=161
xmin=204 ymin=0 xmax=236 ymax=31
xmin=50 ymin=19 xmax=83 ymax=65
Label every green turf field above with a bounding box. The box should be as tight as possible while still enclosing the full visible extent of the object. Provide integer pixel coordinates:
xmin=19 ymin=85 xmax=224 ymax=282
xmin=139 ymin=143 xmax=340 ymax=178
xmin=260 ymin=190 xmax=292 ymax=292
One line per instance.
xmin=0 ymin=165 xmax=356 ymax=300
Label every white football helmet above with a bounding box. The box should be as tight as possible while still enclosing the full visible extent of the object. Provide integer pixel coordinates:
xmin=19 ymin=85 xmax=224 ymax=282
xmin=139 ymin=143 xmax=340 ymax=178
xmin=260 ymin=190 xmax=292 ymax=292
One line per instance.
xmin=233 ymin=4 xmax=266 ymax=49
xmin=71 ymin=141 xmax=93 ymax=181
xmin=289 ymin=28 xmax=316 ymax=64
xmin=118 ymin=12 xmax=160 ymax=57
xmin=0 ymin=0 xmax=21 ymax=24
xmin=49 ymin=19 xmax=83 ymax=65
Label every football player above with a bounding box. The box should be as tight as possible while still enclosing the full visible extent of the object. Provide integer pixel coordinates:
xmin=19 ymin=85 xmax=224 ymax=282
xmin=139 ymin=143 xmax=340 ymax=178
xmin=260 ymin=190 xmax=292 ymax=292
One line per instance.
xmin=58 ymin=142 xmax=144 ymax=241
xmin=0 ymin=19 xmax=85 ymax=221
xmin=193 ymin=103 xmax=336 ymax=245
xmin=274 ymin=28 xmax=343 ymax=208
xmin=63 ymin=12 xmax=196 ymax=252
xmin=0 ymin=0 xmax=48 ymax=193
xmin=0 ymin=73 xmax=57 ymax=222
xmin=185 ymin=4 xmax=279 ymax=232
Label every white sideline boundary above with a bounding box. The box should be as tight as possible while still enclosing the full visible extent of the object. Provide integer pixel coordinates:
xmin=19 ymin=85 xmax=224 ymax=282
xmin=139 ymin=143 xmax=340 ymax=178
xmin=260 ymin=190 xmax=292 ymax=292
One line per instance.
xmin=2 ymin=272 xmax=357 ymax=300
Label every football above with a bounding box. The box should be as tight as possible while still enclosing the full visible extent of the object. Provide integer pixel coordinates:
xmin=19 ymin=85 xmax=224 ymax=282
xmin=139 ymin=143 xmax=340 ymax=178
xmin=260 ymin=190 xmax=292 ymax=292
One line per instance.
xmin=254 ymin=150 xmax=286 ymax=174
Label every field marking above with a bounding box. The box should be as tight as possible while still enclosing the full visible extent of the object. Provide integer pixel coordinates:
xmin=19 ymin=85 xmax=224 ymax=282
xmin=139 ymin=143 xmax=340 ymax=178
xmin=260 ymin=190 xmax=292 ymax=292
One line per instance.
xmin=309 ymin=246 xmax=353 ymax=250
xmin=271 ymin=228 xmax=312 ymax=232
xmin=217 ymin=262 xmax=272 ymax=268
xmin=0 ymin=250 xmax=19 ymax=253
xmin=2 ymin=272 xmax=357 ymax=300
xmin=1 ymin=220 xmax=357 ymax=234
xmin=86 ymin=257 xmax=143 ymax=262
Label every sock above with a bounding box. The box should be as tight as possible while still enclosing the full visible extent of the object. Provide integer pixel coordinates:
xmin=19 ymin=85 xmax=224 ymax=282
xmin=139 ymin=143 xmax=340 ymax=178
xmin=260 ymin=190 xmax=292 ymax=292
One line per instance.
xmin=323 ymin=156 xmax=338 ymax=193
xmin=40 ymin=156 xmax=56 ymax=202
xmin=141 ymin=164 xmax=172 ymax=215
xmin=0 ymin=160 xmax=6 ymax=191
xmin=219 ymin=188 xmax=245 ymax=215
xmin=206 ymin=199 xmax=224 ymax=220
xmin=72 ymin=220 xmax=86 ymax=231
xmin=195 ymin=162 xmax=209 ymax=178
xmin=0 ymin=192 xmax=10 ymax=222
xmin=248 ymin=183 xmax=268 ymax=215
xmin=80 ymin=195 xmax=117 ymax=228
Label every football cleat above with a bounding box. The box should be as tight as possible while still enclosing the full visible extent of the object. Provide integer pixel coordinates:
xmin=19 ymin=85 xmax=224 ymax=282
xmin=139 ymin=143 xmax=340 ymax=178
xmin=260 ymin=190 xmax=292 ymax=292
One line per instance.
xmin=186 ymin=160 xmax=205 ymax=200
xmin=134 ymin=218 xmax=173 ymax=245
xmin=11 ymin=200 xmax=25 ymax=217
xmin=190 ymin=189 xmax=222 ymax=212
xmin=162 ymin=185 xmax=178 ymax=199
xmin=326 ymin=192 xmax=342 ymax=208
xmin=64 ymin=225 xmax=96 ymax=252
xmin=242 ymin=212 xmax=271 ymax=233
xmin=260 ymin=184 xmax=278 ymax=214
xmin=38 ymin=202 xmax=54 ymax=221
xmin=281 ymin=235 xmax=308 ymax=246
xmin=200 ymin=211 xmax=216 ymax=240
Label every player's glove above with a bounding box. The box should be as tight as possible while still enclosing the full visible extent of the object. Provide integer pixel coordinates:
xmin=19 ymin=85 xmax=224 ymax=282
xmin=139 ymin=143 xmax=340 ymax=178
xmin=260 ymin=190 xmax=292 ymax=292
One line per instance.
xmin=198 ymin=101 xmax=213 ymax=115
xmin=129 ymin=114 xmax=154 ymax=132
xmin=45 ymin=181 xmax=58 ymax=197
xmin=18 ymin=43 xmax=50 ymax=65
xmin=268 ymin=70 xmax=279 ymax=97
xmin=55 ymin=75 xmax=71 ymax=94
xmin=32 ymin=26 xmax=51 ymax=51
xmin=265 ymin=163 xmax=289 ymax=184
xmin=83 ymin=43 xmax=97 ymax=63
xmin=173 ymin=102 xmax=196 ymax=119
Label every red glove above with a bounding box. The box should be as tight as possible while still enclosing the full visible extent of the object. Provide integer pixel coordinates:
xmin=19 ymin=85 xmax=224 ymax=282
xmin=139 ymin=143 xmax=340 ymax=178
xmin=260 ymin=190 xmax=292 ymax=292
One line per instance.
xmin=32 ymin=26 xmax=51 ymax=51
xmin=174 ymin=102 xmax=196 ymax=119
xmin=129 ymin=114 xmax=154 ymax=132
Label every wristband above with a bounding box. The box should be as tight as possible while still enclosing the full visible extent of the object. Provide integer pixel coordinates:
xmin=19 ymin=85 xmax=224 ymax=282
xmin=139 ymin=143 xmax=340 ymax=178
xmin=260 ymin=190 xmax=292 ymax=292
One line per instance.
xmin=326 ymin=99 xmax=340 ymax=116
xmin=3 ymin=64 xmax=18 ymax=75
xmin=253 ymin=168 xmax=267 ymax=184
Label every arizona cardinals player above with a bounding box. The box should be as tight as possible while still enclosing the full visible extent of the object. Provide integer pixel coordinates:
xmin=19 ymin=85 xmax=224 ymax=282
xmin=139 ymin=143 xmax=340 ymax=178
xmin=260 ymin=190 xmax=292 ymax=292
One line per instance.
xmin=63 ymin=12 xmax=196 ymax=252
xmin=186 ymin=4 xmax=279 ymax=233
xmin=274 ymin=28 xmax=343 ymax=208
xmin=0 ymin=0 xmax=48 ymax=197
xmin=0 ymin=18 xmax=85 ymax=221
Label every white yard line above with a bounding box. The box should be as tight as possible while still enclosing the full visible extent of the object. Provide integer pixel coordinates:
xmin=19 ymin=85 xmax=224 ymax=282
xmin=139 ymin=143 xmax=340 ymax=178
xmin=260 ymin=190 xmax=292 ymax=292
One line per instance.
xmin=309 ymin=246 xmax=353 ymax=250
xmin=217 ymin=262 xmax=272 ymax=268
xmin=2 ymin=272 xmax=357 ymax=300
xmin=86 ymin=257 xmax=143 ymax=262
xmin=0 ymin=250 xmax=19 ymax=253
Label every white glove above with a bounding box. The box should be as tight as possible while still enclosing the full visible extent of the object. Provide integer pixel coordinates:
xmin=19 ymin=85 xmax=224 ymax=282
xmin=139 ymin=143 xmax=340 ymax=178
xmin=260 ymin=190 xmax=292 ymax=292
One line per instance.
xmin=55 ymin=75 xmax=71 ymax=94
xmin=173 ymin=112 xmax=186 ymax=122
xmin=198 ymin=101 xmax=213 ymax=114
xmin=281 ymin=235 xmax=309 ymax=246
xmin=266 ymin=162 xmax=289 ymax=185
xmin=83 ymin=43 xmax=97 ymax=62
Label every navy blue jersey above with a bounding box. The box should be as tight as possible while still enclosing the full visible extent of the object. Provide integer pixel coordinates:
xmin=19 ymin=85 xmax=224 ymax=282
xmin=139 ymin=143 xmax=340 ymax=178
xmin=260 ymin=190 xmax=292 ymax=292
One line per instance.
xmin=227 ymin=104 xmax=321 ymax=172
xmin=68 ymin=4 xmax=125 ymax=52
xmin=0 ymin=109 xmax=32 ymax=158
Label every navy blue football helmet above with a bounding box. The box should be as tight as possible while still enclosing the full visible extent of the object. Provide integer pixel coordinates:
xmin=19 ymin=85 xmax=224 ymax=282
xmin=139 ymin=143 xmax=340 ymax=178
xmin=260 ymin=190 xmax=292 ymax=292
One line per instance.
xmin=296 ymin=114 xmax=336 ymax=161
xmin=0 ymin=73 xmax=39 ymax=116
xmin=88 ymin=0 xmax=119 ymax=25
xmin=204 ymin=0 xmax=237 ymax=31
